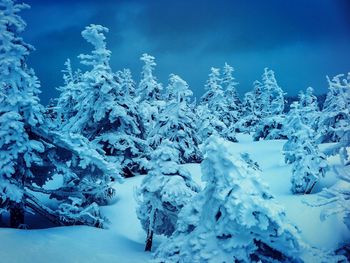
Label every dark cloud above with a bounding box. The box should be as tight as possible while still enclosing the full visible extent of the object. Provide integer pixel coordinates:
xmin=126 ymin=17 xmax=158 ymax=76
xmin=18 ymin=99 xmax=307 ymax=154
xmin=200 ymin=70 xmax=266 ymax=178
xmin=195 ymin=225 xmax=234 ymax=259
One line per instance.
xmin=21 ymin=0 xmax=350 ymax=104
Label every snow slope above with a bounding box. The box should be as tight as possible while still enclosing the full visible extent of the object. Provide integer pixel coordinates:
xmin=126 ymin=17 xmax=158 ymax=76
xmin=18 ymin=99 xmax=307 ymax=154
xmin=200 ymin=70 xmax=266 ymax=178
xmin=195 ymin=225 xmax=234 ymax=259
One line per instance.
xmin=0 ymin=134 xmax=349 ymax=262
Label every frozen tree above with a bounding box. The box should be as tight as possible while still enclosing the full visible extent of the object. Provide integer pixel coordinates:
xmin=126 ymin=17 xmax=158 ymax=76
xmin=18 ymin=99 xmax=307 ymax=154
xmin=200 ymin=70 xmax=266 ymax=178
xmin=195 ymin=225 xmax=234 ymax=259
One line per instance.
xmin=57 ymin=24 xmax=147 ymax=177
xmin=136 ymin=53 xmax=164 ymax=135
xmin=155 ymin=136 xmax=305 ymax=263
xmin=260 ymin=68 xmax=285 ymax=117
xmin=318 ymin=73 xmax=350 ymax=165
xmin=199 ymin=67 xmax=237 ymax=142
xmin=237 ymin=81 xmax=263 ymax=133
xmin=136 ymin=140 xmax=200 ymax=251
xmin=298 ymin=87 xmax=319 ymax=129
xmin=0 ymin=5 xmax=119 ymax=228
xmin=306 ymin=170 xmax=350 ymax=260
xmin=23 ymin=129 xmax=122 ymax=228
xmin=253 ymin=68 xmax=286 ymax=140
xmin=196 ymin=103 xmax=228 ymax=143
xmin=54 ymin=59 xmax=83 ymax=128
xmin=221 ymin=63 xmax=242 ymax=126
xmin=0 ymin=0 xmax=44 ymax=227
xmin=118 ymin=68 xmax=136 ymax=97
xmin=149 ymin=74 xmax=201 ymax=163
xmin=283 ymin=102 xmax=327 ymax=194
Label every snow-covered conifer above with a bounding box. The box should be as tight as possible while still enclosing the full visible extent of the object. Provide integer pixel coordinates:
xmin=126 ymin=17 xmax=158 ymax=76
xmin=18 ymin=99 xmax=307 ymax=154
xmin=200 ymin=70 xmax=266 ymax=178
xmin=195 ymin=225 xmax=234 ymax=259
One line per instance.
xmin=149 ymin=74 xmax=201 ymax=163
xmin=199 ymin=67 xmax=237 ymax=142
xmin=0 ymin=5 xmax=119 ymax=228
xmin=54 ymin=59 xmax=83 ymax=128
xmin=318 ymin=73 xmax=350 ymax=165
xmin=155 ymin=136 xmax=305 ymax=263
xmin=59 ymin=25 xmax=147 ymax=177
xmin=136 ymin=140 xmax=200 ymax=251
xmin=136 ymin=53 xmax=164 ymax=135
xmin=221 ymin=63 xmax=242 ymax=131
xmin=283 ymin=102 xmax=327 ymax=194
xmin=0 ymin=0 xmax=44 ymax=227
xmin=253 ymin=68 xmax=286 ymax=140
xmin=298 ymin=87 xmax=319 ymax=129
xmin=236 ymin=81 xmax=263 ymax=133
xmin=260 ymin=67 xmax=285 ymax=116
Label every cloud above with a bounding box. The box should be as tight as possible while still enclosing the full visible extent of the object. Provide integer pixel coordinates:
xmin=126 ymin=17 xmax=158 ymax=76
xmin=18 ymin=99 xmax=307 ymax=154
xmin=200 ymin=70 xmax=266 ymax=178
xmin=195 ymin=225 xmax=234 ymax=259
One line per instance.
xmin=21 ymin=0 xmax=350 ymax=104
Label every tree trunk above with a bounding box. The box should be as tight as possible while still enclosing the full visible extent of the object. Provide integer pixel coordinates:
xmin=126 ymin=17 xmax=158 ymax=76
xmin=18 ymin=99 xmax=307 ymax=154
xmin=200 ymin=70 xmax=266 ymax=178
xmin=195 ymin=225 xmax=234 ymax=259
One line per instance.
xmin=145 ymin=228 xmax=154 ymax=252
xmin=10 ymin=202 xmax=24 ymax=228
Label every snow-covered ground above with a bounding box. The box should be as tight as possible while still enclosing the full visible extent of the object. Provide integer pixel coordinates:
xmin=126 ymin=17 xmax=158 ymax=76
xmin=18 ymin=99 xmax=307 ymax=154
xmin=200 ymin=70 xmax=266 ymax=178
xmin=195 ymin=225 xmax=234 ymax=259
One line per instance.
xmin=0 ymin=134 xmax=349 ymax=262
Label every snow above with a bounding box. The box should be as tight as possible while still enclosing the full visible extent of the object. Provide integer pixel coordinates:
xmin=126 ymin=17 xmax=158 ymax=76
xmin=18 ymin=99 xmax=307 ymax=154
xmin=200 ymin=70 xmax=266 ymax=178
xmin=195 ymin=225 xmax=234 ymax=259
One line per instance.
xmin=0 ymin=134 xmax=349 ymax=262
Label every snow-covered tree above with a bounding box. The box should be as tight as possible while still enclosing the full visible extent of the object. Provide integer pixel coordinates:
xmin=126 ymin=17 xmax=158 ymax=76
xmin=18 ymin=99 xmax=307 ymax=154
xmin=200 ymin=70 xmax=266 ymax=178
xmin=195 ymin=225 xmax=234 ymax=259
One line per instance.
xmin=0 ymin=4 xmax=119 ymax=228
xmin=155 ymin=136 xmax=305 ymax=263
xmin=54 ymin=59 xmax=83 ymax=128
xmin=236 ymin=81 xmax=263 ymax=133
xmin=253 ymin=68 xmax=286 ymax=140
xmin=24 ymin=130 xmax=122 ymax=228
xmin=260 ymin=67 xmax=285 ymax=117
xmin=283 ymin=102 xmax=327 ymax=194
xmin=298 ymin=87 xmax=319 ymax=129
xmin=199 ymin=67 xmax=237 ymax=142
xmin=221 ymin=63 xmax=242 ymax=126
xmin=0 ymin=0 xmax=44 ymax=227
xmin=149 ymin=74 xmax=201 ymax=163
xmin=318 ymin=73 xmax=350 ymax=165
xmin=136 ymin=140 xmax=200 ymax=251
xmin=136 ymin=53 xmax=164 ymax=135
xmin=57 ymin=24 xmax=147 ymax=177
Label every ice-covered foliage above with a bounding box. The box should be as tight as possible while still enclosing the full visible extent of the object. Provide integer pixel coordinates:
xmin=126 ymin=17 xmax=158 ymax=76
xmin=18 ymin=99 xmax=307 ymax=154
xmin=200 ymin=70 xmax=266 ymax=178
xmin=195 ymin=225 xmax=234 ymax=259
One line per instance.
xmin=283 ymin=103 xmax=327 ymax=194
xmin=199 ymin=67 xmax=237 ymax=142
xmin=136 ymin=140 xmax=200 ymax=251
xmin=253 ymin=115 xmax=287 ymax=141
xmin=136 ymin=53 xmax=164 ymax=135
xmin=0 ymin=2 xmax=121 ymax=229
xmin=221 ymin=63 xmax=242 ymax=126
xmin=260 ymin=68 xmax=285 ymax=117
xmin=54 ymin=59 xmax=83 ymax=127
xmin=298 ymin=87 xmax=319 ymax=130
xmin=237 ymin=81 xmax=263 ymax=133
xmin=0 ymin=0 xmax=44 ymax=227
xmin=149 ymin=74 xmax=201 ymax=163
xmin=56 ymin=25 xmax=148 ymax=177
xmin=196 ymin=103 xmax=228 ymax=142
xmin=318 ymin=73 xmax=350 ymax=165
xmin=155 ymin=136 xmax=305 ymax=263
xmin=253 ymin=68 xmax=286 ymax=140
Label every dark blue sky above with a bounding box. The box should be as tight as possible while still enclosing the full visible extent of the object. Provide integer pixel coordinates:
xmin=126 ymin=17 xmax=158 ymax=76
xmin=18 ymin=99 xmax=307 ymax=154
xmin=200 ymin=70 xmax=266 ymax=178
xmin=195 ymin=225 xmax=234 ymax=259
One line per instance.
xmin=22 ymin=0 xmax=350 ymax=104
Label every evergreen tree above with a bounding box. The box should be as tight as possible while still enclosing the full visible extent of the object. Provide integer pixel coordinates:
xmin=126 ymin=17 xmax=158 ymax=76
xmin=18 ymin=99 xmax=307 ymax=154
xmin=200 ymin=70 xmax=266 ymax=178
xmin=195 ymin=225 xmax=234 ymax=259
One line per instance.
xmin=155 ymin=136 xmax=305 ymax=263
xmin=260 ymin=68 xmax=285 ymax=117
xmin=0 ymin=0 xmax=44 ymax=227
xmin=237 ymin=81 xmax=263 ymax=133
xmin=253 ymin=68 xmax=286 ymax=141
xmin=318 ymin=73 xmax=350 ymax=165
xmin=136 ymin=140 xmax=200 ymax=251
xmin=199 ymin=67 xmax=237 ymax=142
xmin=298 ymin=87 xmax=319 ymax=130
xmin=0 ymin=4 xmax=119 ymax=228
xmin=136 ymin=53 xmax=164 ymax=136
xmin=283 ymin=102 xmax=327 ymax=194
xmin=54 ymin=59 xmax=83 ymax=128
xmin=57 ymin=24 xmax=147 ymax=177
xmin=221 ymin=63 xmax=242 ymax=134
xmin=149 ymin=74 xmax=201 ymax=163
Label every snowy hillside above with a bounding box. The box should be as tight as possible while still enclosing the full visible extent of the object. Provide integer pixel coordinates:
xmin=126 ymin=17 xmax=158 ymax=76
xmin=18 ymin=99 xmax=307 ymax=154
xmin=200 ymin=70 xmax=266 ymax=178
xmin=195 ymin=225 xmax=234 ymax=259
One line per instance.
xmin=0 ymin=134 xmax=348 ymax=263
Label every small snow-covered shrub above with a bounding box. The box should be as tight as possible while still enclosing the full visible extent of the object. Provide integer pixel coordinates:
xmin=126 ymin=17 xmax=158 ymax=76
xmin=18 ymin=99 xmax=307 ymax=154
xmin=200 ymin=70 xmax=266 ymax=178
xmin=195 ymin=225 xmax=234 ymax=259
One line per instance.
xmin=136 ymin=140 xmax=200 ymax=251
